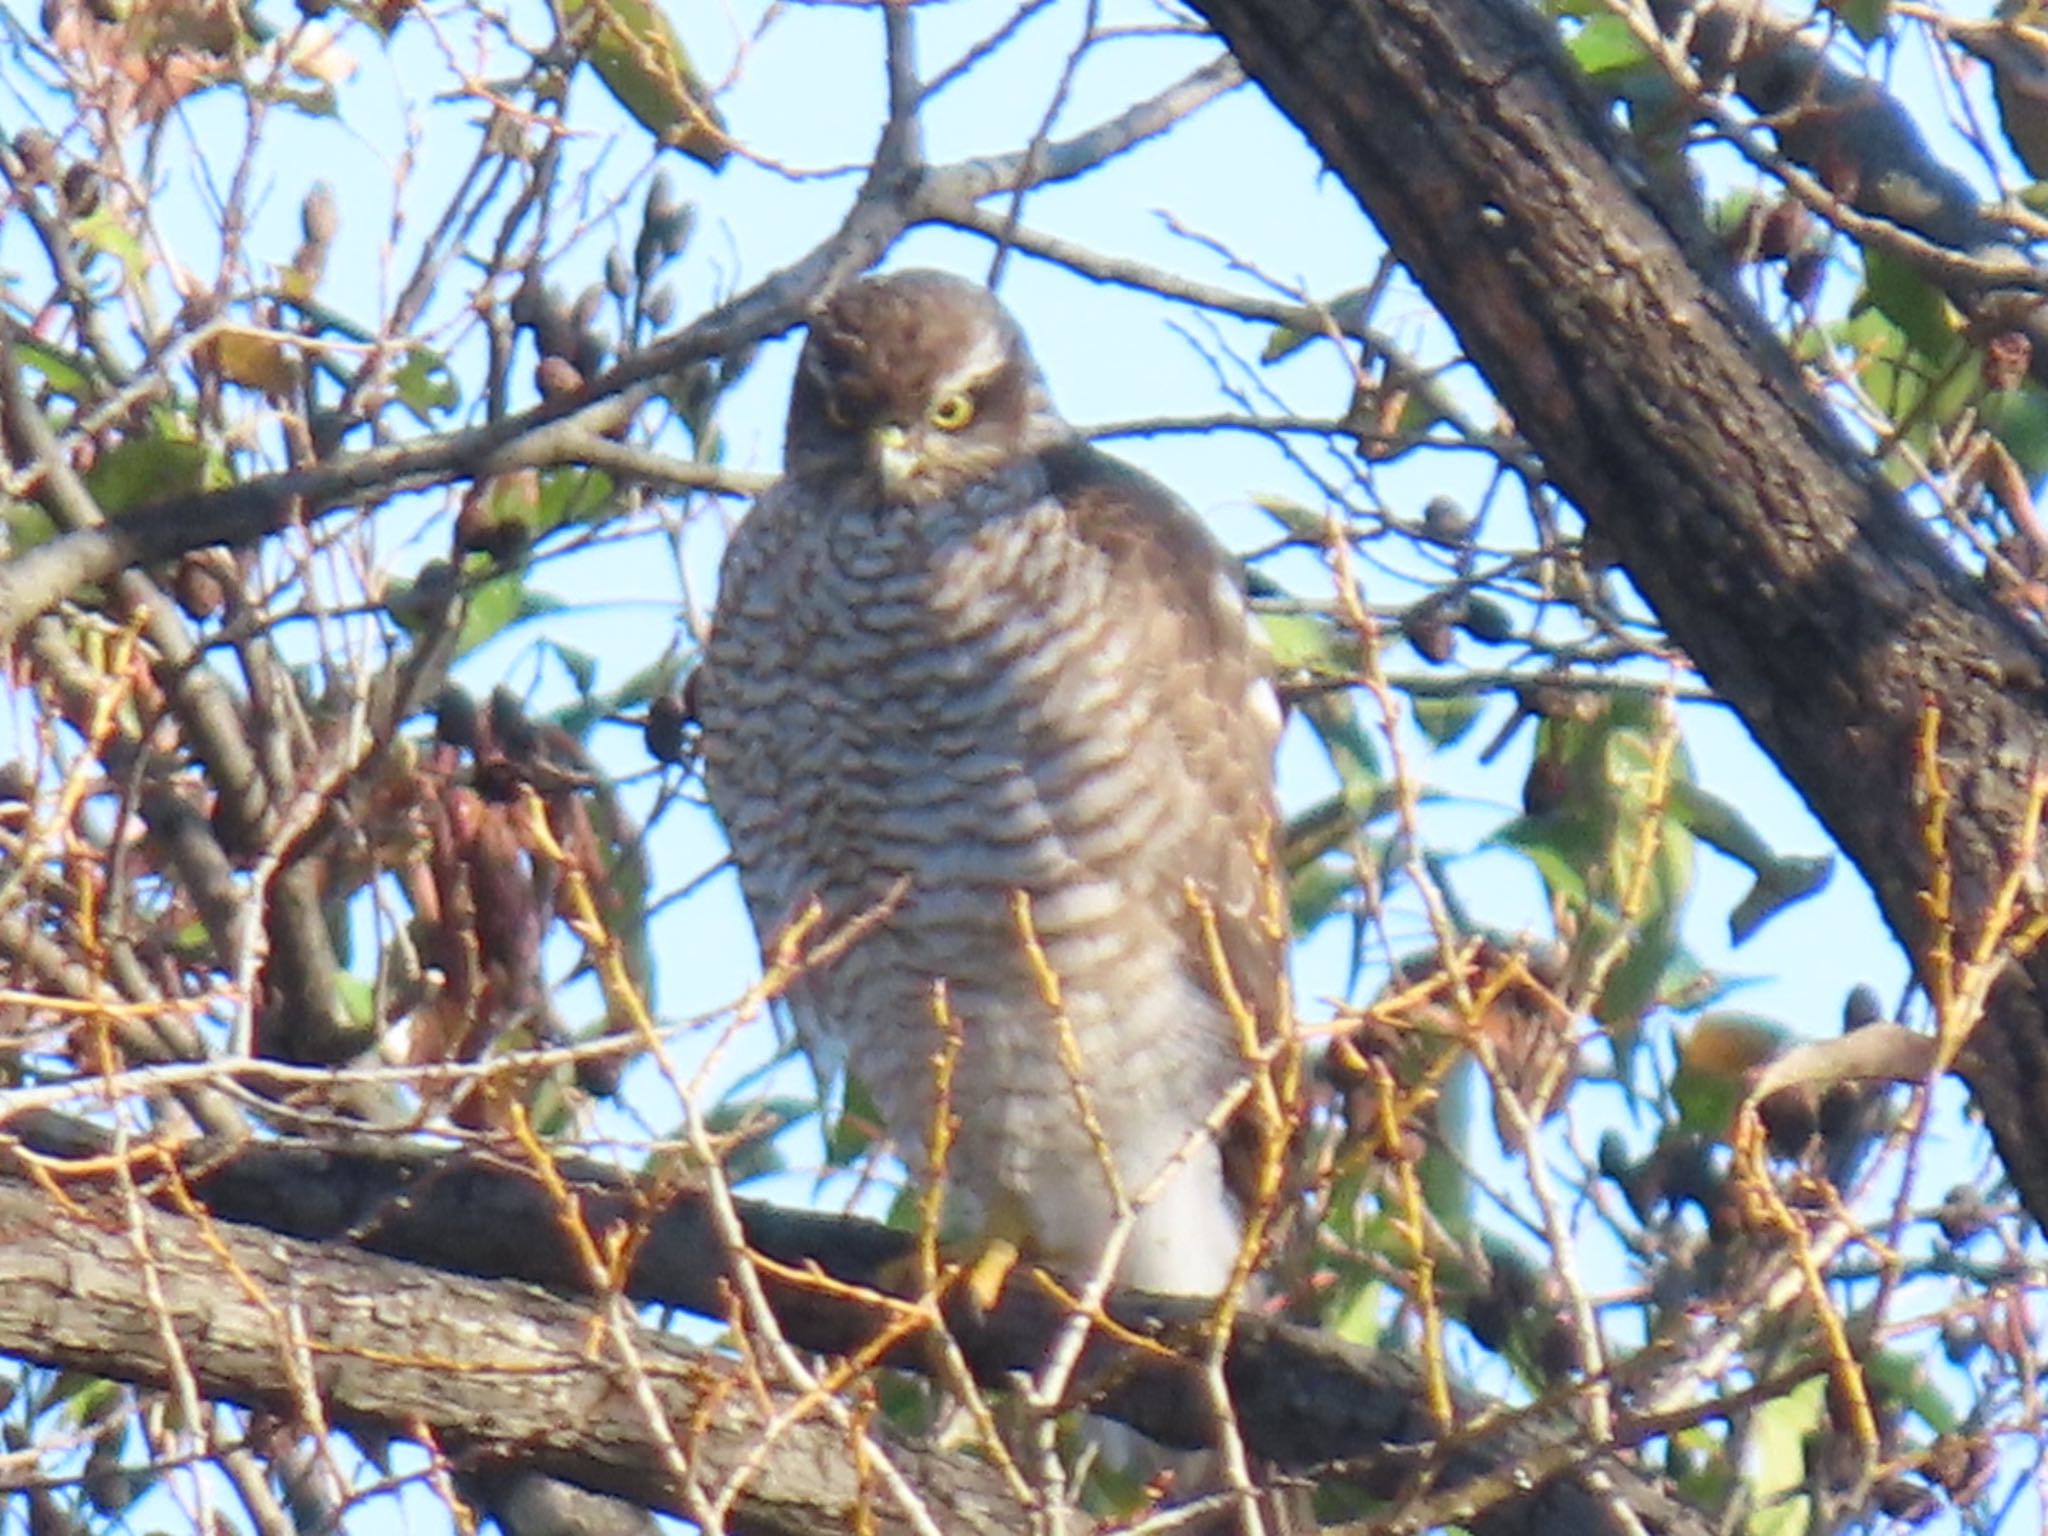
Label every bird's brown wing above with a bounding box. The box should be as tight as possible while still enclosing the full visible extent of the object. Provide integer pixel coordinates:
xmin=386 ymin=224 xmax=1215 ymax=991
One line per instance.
xmin=1042 ymin=441 xmax=1299 ymax=1214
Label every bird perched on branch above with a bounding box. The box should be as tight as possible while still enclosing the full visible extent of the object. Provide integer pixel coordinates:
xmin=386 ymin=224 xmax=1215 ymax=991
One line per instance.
xmin=697 ymin=268 xmax=1295 ymax=1307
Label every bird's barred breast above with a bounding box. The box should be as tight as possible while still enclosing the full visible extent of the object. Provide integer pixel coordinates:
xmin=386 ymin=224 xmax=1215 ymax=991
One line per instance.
xmin=703 ymin=472 xmax=1250 ymax=1181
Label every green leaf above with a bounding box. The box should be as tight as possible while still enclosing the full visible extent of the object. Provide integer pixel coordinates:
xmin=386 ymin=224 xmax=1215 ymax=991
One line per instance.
xmin=1568 ymin=14 xmax=1654 ymax=80
xmin=1824 ymin=0 xmax=1891 ymax=44
xmin=84 ymin=434 xmax=215 ymax=513
xmin=825 ymin=1072 xmax=886 ymax=1170
xmin=551 ymin=642 xmax=600 ymax=698
xmin=1262 ymin=288 xmax=1371 ymax=363
xmin=1702 ymin=189 xmax=1759 ymax=244
xmin=1594 ymin=915 xmax=1682 ymax=1034
xmin=525 ymin=1071 xmax=578 ymax=1139
xmin=1667 ymin=1421 xmax=1734 ymax=1506
xmin=1861 ymin=245 xmax=1956 ymax=362
xmin=61 ymin=1375 xmax=128 ymax=1424
xmin=1657 ymin=948 xmax=1743 ymax=1014
xmin=276 ymin=291 xmax=380 ymax=344
xmin=1288 ymin=858 xmax=1353 ymax=935
xmin=1673 ymin=1011 xmax=1792 ymax=1136
xmin=553 ymin=647 xmax=687 ymax=739
xmin=542 ymin=466 xmax=620 ymax=530
xmin=454 ymin=572 xmax=567 ymax=658
xmin=1666 ymin=779 xmax=1834 ymax=941
xmin=1423 ymin=1059 xmax=1476 ymax=1231
xmin=1293 ymin=692 xmax=1382 ymax=799
xmin=1493 ymin=814 xmax=1594 ymax=907
xmin=255 ymin=79 xmax=342 ymax=119
xmin=1670 ymin=779 xmax=1778 ymax=872
xmin=1982 ymin=381 xmax=2048 ymax=486
xmin=1495 ymin=696 xmax=1698 ymax=1050
xmin=1727 ymin=854 xmax=1834 ymax=944
xmin=1259 ymin=609 xmax=1359 ymax=673
xmin=393 ymin=347 xmax=460 ymax=423
xmin=1249 ymin=496 xmax=1328 ymax=541
xmin=605 ymin=650 xmax=690 ymax=714
xmin=874 ymin=1373 xmax=940 ymax=1437
xmin=565 ymin=0 xmax=729 ymax=168
xmin=1832 ymin=295 xmax=1981 ymax=473
xmin=3 ymin=501 xmax=57 ymax=555
xmin=1409 ymin=691 xmax=1484 ymax=748
xmin=72 ymin=207 xmax=146 ymax=281
xmin=1321 ymin=1264 xmax=1389 ymax=1347
xmin=1390 ymin=384 xmax=1449 ymax=442
xmin=703 ymin=1096 xmax=811 ymax=1185
xmin=1864 ymin=1346 xmax=1960 ymax=1435
xmin=1284 ymin=796 xmax=1356 ymax=870
xmin=1746 ymin=1377 xmax=1825 ymax=1536
xmin=13 ymin=336 xmax=98 ymax=401
xmin=334 ymin=972 xmax=378 ymax=1031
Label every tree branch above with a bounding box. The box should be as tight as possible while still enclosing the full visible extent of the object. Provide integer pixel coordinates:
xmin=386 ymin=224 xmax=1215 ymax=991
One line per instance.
xmin=0 ymin=1172 xmax=1030 ymax=1536
xmin=1181 ymin=0 xmax=2048 ymax=1225
xmin=1666 ymin=0 xmax=2048 ymax=389
xmin=0 ymin=58 xmax=1246 ymax=646
xmin=1 ymin=1113 xmax=1708 ymax=1536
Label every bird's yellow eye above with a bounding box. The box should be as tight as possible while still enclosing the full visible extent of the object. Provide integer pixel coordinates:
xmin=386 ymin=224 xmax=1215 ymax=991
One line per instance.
xmin=928 ymin=392 xmax=976 ymax=431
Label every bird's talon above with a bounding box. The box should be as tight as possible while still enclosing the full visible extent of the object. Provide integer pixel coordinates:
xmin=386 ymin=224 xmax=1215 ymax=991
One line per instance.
xmin=962 ymin=1236 xmax=1022 ymax=1315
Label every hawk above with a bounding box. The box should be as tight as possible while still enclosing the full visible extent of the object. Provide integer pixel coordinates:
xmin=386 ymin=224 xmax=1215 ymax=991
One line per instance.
xmin=697 ymin=269 xmax=1292 ymax=1299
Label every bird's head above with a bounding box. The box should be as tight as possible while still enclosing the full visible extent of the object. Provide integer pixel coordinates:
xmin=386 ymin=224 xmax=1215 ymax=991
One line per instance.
xmin=784 ymin=270 xmax=1067 ymax=505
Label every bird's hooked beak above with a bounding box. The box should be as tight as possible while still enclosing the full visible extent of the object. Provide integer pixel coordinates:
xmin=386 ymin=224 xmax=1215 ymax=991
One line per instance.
xmin=869 ymin=422 xmax=922 ymax=490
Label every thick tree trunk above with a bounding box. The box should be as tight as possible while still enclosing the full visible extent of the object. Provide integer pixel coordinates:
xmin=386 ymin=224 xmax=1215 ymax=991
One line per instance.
xmin=1188 ymin=0 xmax=2048 ymax=1221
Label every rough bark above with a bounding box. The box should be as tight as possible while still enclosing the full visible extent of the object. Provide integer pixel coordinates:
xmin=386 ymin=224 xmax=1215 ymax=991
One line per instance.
xmin=1 ymin=1114 xmax=1709 ymax=1536
xmin=1188 ymin=0 xmax=2048 ymax=1222
xmin=0 ymin=1173 xmax=1031 ymax=1536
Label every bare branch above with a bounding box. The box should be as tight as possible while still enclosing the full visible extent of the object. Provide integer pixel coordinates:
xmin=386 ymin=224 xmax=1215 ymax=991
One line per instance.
xmin=1 ymin=1115 xmax=1710 ymax=1536
xmin=0 ymin=1173 xmax=1034 ymax=1536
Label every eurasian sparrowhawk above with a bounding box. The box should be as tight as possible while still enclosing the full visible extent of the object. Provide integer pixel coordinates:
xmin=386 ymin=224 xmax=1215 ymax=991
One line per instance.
xmin=698 ymin=269 xmax=1291 ymax=1299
